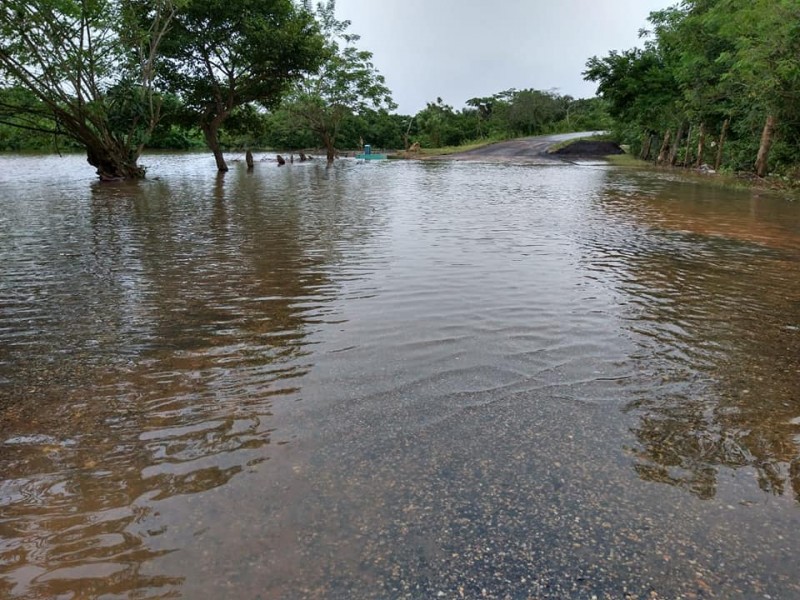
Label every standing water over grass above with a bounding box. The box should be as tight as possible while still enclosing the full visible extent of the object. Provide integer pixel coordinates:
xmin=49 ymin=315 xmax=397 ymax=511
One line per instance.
xmin=1 ymin=154 xmax=799 ymax=598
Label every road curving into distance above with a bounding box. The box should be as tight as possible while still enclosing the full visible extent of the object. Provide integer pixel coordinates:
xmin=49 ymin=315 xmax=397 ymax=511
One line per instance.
xmin=434 ymin=130 xmax=607 ymax=163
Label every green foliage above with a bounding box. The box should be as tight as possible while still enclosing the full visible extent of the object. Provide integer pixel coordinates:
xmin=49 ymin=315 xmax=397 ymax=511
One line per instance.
xmin=414 ymin=97 xmax=470 ymax=148
xmin=410 ymin=90 xmax=609 ymax=150
xmin=0 ymin=0 xmax=615 ymax=162
xmin=283 ymin=0 xmax=395 ymax=160
xmin=157 ymin=0 xmax=325 ymax=170
xmin=0 ymin=87 xmax=57 ymax=151
xmin=585 ymin=0 xmax=800 ymax=176
xmin=0 ymin=0 xmax=179 ymax=177
xmin=506 ymin=89 xmax=566 ymax=136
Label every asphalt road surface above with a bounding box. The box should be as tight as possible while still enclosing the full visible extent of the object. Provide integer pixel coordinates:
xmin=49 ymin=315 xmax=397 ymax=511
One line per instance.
xmin=437 ymin=131 xmax=604 ymax=163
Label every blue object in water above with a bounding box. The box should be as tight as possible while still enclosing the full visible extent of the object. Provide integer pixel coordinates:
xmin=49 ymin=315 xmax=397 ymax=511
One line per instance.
xmin=356 ymin=143 xmax=386 ymax=160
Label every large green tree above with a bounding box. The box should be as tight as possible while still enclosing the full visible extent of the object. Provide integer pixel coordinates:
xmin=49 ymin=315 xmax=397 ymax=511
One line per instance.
xmin=286 ymin=0 xmax=394 ymax=162
xmin=158 ymin=0 xmax=324 ymax=172
xmin=0 ymin=0 xmax=178 ymax=179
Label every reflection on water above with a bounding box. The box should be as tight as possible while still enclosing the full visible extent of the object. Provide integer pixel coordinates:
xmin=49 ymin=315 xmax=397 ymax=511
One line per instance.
xmin=0 ymin=156 xmax=388 ymax=597
xmin=589 ymin=176 xmax=800 ymax=503
xmin=0 ymin=154 xmax=799 ymax=598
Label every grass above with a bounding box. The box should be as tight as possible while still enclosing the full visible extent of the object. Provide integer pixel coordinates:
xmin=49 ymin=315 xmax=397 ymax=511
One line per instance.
xmin=389 ymin=135 xmax=506 ymax=159
xmin=604 ymin=154 xmax=650 ymax=167
xmin=603 ymin=153 xmax=799 ymax=199
xmin=420 ymin=136 xmax=506 ymax=156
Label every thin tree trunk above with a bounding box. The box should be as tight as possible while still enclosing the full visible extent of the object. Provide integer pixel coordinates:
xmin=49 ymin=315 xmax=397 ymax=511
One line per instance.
xmin=755 ymin=114 xmax=776 ymax=177
xmin=657 ymin=130 xmax=672 ymax=164
xmin=714 ymin=118 xmax=729 ymax=172
xmin=323 ymin=133 xmax=335 ymax=163
xmin=669 ymin=122 xmax=685 ymax=166
xmin=203 ymin=123 xmax=228 ymax=172
xmin=684 ymin=125 xmax=693 ymax=167
xmin=640 ymin=132 xmax=654 ymax=160
xmin=695 ymin=122 xmax=706 ymax=168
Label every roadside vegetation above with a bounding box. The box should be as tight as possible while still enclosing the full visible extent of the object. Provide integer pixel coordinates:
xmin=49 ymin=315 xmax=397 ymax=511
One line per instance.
xmin=584 ymin=0 xmax=800 ymax=182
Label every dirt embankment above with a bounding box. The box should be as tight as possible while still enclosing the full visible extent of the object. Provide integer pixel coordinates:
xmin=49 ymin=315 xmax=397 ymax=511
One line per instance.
xmin=423 ymin=132 xmax=620 ymax=163
xmin=551 ymin=140 xmax=625 ymax=156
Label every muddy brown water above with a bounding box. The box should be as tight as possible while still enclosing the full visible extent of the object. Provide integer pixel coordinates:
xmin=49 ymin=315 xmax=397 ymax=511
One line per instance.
xmin=1 ymin=153 xmax=799 ymax=599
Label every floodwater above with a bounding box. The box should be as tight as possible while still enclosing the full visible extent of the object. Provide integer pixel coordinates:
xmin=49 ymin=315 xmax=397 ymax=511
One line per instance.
xmin=0 ymin=153 xmax=798 ymax=599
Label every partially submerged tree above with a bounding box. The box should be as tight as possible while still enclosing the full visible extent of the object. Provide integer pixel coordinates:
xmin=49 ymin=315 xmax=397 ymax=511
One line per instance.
xmin=0 ymin=0 xmax=178 ymax=179
xmin=158 ymin=0 xmax=324 ymax=172
xmin=287 ymin=0 xmax=395 ymax=162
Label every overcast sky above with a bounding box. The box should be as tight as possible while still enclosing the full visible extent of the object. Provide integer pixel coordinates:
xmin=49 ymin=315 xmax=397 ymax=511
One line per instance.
xmin=334 ymin=0 xmax=674 ymax=115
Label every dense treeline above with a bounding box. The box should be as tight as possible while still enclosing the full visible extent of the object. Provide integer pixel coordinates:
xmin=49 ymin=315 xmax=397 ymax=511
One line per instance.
xmin=253 ymin=90 xmax=609 ymax=152
xmin=396 ymin=92 xmax=610 ymax=150
xmin=585 ymin=0 xmax=800 ymax=177
xmin=0 ymin=84 xmax=611 ymax=156
xmin=0 ymin=0 xmax=612 ymax=175
xmin=0 ymin=1 xmax=609 ymax=165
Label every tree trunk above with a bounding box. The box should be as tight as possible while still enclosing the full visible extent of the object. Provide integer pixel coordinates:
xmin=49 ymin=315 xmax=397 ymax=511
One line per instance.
xmin=640 ymin=132 xmax=654 ymax=160
xmin=714 ymin=118 xmax=729 ymax=172
xmin=86 ymin=141 xmax=145 ymax=180
xmin=323 ymin=133 xmax=335 ymax=163
xmin=657 ymin=130 xmax=672 ymax=164
xmin=683 ymin=125 xmax=693 ymax=167
xmin=669 ymin=122 xmax=685 ymax=166
xmin=755 ymin=114 xmax=776 ymax=178
xmin=202 ymin=123 xmax=228 ymax=172
xmin=695 ymin=122 xmax=706 ymax=168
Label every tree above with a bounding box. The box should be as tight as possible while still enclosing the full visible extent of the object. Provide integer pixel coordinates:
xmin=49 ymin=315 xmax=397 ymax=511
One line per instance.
xmin=287 ymin=0 xmax=395 ymax=162
xmin=585 ymin=0 xmax=800 ymax=176
xmin=158 ymin=0 xmax=324 ymax=172
xmin=722 ymin=0 xmax=800 ymax=176
xmin=506 ymin=89 xmax=565 ymax=136
xmin=414 ymin=97 xmax=468 ymax=148
xmin=465 ymin=96 xmax=496 ymax=138
xmin=0 ymin=0 xmax=178 ymax=179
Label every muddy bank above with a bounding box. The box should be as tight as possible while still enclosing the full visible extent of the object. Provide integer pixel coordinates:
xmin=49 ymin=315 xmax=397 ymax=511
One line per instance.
xmin=552 ymin=140 xmax=624 ymax=156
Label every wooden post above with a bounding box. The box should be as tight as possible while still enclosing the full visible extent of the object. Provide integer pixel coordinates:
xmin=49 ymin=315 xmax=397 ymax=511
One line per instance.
xmin=755 ymin=114 xmax=776 ymax=178
xmin=714 ymin=118 xmax=729 ymax=172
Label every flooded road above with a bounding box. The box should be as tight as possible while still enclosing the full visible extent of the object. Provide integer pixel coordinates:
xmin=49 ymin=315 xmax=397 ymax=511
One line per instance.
xmin=1 ymin=153 xmax=799 ymax=599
